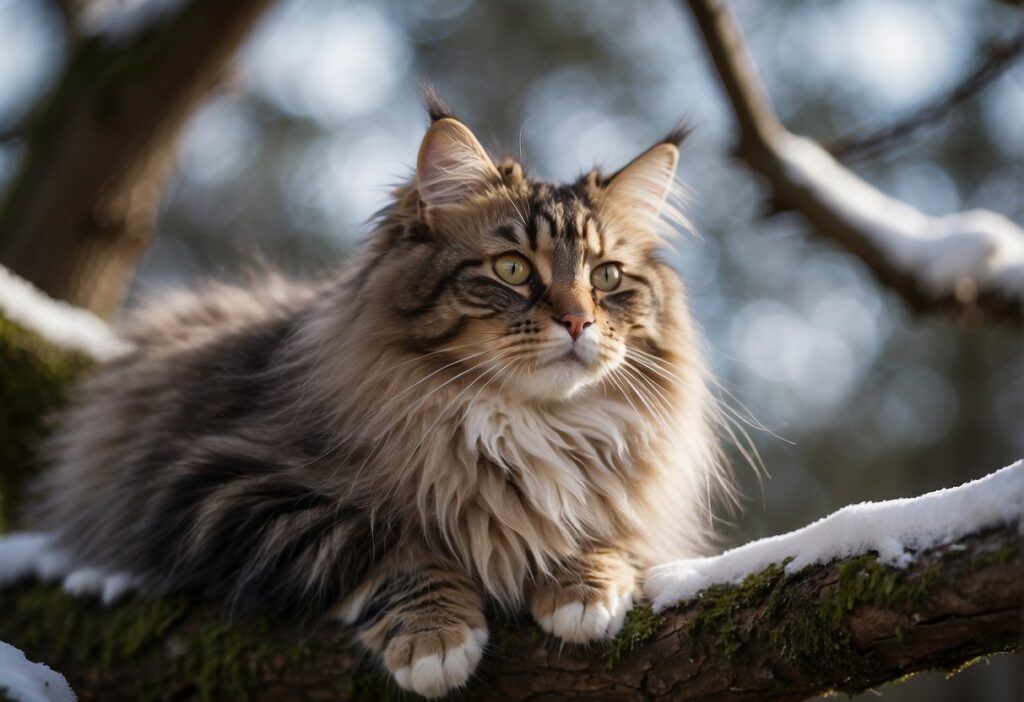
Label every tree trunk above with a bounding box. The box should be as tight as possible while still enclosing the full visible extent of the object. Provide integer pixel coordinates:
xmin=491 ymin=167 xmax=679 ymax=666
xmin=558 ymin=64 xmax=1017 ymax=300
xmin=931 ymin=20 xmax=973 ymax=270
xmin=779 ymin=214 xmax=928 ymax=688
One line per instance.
xmin=0 ymin=0 xmax=273 ymax=317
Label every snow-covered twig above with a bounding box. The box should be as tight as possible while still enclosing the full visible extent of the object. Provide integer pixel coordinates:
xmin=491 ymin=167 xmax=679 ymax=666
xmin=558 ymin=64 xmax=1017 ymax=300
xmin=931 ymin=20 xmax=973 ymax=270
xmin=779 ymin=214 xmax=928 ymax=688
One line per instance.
xmin=685 ymin=0 xmax=1024 ymax=325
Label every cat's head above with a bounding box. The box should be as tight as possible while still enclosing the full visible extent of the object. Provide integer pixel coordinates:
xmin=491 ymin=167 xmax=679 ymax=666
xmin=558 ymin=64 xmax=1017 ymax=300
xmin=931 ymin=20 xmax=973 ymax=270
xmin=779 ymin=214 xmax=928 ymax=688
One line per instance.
xmin=365 ymin=96 xmax=694 ymax=402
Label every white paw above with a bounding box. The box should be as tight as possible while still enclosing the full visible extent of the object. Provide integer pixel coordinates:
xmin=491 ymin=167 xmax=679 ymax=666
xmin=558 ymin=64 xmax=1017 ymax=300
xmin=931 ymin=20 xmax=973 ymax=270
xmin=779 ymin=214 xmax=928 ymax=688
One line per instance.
xmin=541 ymin=589 xmax=634 ymax=644
xmin=391 ymin=627 xmax=486 ymax=699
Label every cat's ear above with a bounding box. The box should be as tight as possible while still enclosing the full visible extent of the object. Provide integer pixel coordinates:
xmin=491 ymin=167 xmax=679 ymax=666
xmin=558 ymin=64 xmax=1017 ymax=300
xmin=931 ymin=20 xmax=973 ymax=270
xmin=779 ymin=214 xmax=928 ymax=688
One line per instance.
xmin=603 ymin=141 xmax=680 ymax=229
xmin=416 ymin=118 xmax=499 ymax=210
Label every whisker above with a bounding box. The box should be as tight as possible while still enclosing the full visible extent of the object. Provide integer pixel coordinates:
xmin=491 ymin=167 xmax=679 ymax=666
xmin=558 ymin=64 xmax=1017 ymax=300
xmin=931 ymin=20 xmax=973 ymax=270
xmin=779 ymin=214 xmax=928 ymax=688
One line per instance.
xmin=623 ymin=348 xmax=767 ymax=483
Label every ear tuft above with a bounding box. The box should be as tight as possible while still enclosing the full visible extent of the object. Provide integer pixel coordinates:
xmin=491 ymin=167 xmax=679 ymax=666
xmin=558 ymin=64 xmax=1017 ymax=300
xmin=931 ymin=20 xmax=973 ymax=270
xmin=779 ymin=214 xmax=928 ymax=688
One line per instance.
xmin=420 ymin=80 xmax=455 ymax=123
xmin=416 ymin=118 xmax=498 ymax=210
xmin=604 ymin=142 xmax=680 ymax=227
xmin=661 ymin=118 xmax=693 ymax=150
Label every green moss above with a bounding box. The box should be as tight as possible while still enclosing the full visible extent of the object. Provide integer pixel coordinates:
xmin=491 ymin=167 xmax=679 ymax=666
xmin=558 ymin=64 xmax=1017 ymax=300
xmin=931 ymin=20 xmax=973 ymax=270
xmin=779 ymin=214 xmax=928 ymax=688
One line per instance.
xmin=488 ymin=618 xmax=542 ymax=660
xmin=968 ymin=544 xmax=1018 ymax=570
xmin=603 ymin=604 xmax=666 ymax=668
xmin=177 ymin=617 xmax=308 ymax=702
xmin=684 ymin=562 xmax=787 ymax=662
xmin=0 ymin=583 xmax=188 ymax=665
xmin=0 ymin=314 xmax=93 ymax=531
xmin=661 ymin=553 xmax=946 ymax=695
xmin=0 ymin=583 xmax=310 ymax=701
xmin=765 ymin=556 xmax=943 ymax=692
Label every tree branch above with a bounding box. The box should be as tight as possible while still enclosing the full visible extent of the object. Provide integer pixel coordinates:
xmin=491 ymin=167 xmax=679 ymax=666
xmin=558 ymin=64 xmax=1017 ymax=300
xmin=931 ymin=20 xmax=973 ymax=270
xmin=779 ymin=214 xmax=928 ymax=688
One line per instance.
xmin=0 ymin=525 xmax=1017 ymax=701
xmin=684 ymin=0 xmax=1024 ymax=327
xmin=0 ymin=0 xmax=274 ymax=317
xmin=0 ymin=275 xmax=1020 ymax=700
xmin=827 ymin=29 xmax=1024 ymax=161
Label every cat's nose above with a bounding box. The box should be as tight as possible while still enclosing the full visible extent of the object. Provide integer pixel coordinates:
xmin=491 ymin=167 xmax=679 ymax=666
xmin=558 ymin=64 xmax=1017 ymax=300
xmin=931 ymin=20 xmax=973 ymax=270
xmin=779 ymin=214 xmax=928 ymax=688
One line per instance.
xmin=555 ymin=313 xmax=594 ymax=341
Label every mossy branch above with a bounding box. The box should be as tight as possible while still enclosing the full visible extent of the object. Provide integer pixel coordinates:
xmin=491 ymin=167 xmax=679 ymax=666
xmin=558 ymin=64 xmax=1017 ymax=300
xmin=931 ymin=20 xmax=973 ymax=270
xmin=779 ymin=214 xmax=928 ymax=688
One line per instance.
xmin=0 ymin=314 xmax=93 ymax=531
xmin=0 ymin=527 xmax=1017 ymax=701
xmin=1 ymin=306 xmax=1020 ymax=701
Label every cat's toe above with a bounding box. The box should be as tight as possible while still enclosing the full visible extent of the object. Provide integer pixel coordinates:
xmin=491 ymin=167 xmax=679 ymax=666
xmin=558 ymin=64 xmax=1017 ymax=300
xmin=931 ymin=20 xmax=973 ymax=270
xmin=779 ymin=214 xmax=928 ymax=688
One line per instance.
xmin=387 ymin=625 xmax=487 ymax=699
xmin=538 ymin=585 xmax=635 ymax=644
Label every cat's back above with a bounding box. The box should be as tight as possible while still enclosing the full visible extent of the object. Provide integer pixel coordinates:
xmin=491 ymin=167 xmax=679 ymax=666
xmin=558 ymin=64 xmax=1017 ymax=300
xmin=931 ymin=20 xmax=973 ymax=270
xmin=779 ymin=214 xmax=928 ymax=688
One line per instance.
xmin=30 ymin=274 xmax=322 ymax=552
xmin=121 ymin=272 xmax=317 ymax=356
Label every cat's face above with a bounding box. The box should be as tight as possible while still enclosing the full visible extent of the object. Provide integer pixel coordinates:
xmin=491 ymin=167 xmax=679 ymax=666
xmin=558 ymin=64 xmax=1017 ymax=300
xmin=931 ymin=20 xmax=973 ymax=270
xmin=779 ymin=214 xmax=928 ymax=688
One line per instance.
xmin=387 ymin=117 xmax=688 ymax=402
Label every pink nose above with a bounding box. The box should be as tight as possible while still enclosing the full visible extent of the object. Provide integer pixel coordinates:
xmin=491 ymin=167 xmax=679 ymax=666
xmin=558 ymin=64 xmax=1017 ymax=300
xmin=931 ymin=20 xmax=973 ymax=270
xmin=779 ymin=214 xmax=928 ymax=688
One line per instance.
xmin=556 ymin=313 xmax=594 ymax=341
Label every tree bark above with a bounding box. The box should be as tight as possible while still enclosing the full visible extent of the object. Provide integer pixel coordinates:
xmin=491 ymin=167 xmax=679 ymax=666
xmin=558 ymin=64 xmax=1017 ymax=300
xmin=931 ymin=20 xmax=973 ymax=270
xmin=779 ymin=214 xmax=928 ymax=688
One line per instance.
xmin=683 ymin=0 xmax=1024 ymax=328
xmin=0 ymin=0 xmax=273 ymax=317
xmin=0 ymin=526 xmax=1018 ymax=701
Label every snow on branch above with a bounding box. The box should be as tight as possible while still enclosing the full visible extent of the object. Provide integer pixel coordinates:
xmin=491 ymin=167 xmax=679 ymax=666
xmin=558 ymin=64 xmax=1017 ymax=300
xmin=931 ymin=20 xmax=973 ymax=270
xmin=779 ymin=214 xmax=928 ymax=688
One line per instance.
xmin=684 ymin=0 xmax=1024 ymax=326
xmin=0 ymin=265 xmax=131 ymax=361
xmin=0 ymin=641 xmax=75 ymax=702
xmin=647 ymin=460 xmax=1023 ymax=609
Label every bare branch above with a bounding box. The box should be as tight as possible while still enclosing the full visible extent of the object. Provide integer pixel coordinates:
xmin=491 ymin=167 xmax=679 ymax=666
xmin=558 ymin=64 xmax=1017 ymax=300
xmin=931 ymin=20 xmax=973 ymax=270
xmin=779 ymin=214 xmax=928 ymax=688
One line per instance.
xmin=684 ymin=0 xmax=1024 ymax=327
xmin=828 ymin=30 xmax=1024 ymax=161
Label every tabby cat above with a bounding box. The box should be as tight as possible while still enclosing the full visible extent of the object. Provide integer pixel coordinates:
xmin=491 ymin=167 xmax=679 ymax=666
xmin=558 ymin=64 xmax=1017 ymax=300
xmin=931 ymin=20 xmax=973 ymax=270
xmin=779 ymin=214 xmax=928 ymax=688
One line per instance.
xmin=29 ymin=92 xmax=729 ymax=698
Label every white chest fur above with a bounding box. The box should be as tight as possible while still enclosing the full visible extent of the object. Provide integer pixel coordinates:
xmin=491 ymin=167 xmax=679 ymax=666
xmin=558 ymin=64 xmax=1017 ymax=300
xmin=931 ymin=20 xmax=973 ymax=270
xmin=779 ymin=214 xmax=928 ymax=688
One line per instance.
xmin=459 ymin=395 xmax=647 ymax=532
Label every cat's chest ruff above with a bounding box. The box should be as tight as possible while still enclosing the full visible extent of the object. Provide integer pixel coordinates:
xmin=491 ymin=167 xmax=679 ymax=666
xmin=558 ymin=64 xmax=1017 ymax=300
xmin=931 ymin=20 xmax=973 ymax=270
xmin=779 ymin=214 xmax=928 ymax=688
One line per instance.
xmin=460 ymin=396 xmax=644 ymax=505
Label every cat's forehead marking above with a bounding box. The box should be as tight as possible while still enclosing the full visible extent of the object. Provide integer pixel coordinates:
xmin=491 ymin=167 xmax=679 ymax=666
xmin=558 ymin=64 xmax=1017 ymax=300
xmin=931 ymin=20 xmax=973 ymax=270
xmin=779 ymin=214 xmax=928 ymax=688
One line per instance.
xmin=521 ymin=181 xmax=605 ymax=283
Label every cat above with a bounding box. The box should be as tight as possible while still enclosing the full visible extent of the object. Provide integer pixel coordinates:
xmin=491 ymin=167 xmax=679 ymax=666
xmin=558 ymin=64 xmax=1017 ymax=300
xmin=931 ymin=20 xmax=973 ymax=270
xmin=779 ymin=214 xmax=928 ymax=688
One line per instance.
xmin=27 ymin=91 xmax=730 ymax=698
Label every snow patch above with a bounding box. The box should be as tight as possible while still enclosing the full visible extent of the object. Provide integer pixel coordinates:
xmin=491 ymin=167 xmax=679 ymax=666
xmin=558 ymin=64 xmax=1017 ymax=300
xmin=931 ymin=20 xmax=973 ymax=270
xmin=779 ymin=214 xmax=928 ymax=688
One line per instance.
xmin=645 ymin=460 xmax=1023 ymax=611
xmin=0 ymin=533 xmax=137 ymax=605
xmin=776 ymin=134 xmax=1024 ymax=300
xmin=0 ymin=265 xmax=131 ymax=361
xmin=0 ymin=641 xmax=76 ymax=702
xmin=0 ymin=533 xmax=71 ymax=586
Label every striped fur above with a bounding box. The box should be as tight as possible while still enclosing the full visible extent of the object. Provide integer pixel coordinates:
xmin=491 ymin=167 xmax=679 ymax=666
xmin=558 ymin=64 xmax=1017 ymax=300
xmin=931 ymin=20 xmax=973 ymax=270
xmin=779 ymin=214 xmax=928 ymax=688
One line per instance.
xmin=28 ymin=101 xmax=729 ymax=698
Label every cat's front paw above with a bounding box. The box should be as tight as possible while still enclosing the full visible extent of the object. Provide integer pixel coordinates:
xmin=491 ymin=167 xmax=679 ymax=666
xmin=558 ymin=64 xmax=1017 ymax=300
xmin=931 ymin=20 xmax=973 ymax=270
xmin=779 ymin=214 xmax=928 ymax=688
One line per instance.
xmin=385 ymin=623 xmax=488 ymax=699
xmin=530 ymin=552 xmax=637 ymax=644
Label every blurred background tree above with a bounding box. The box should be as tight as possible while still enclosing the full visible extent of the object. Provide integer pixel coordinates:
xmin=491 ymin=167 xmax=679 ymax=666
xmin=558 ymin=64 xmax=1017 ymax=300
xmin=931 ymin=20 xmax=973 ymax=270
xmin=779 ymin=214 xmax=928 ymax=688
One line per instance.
xmin=0 ymin=0 xmax=1020 ymax=699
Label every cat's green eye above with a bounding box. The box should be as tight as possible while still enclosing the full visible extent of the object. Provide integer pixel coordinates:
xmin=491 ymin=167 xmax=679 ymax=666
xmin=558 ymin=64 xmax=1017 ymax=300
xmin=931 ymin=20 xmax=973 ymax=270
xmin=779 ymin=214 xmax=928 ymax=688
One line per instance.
xmin=591 ymin=262 xmax=622 ymax=292
xmin=494 ymin=253 xmax=532 ymax=285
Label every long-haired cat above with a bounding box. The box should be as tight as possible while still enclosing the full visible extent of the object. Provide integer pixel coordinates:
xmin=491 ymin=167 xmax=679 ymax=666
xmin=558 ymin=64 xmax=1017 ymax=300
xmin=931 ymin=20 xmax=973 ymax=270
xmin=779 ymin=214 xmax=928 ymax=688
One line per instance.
xmin=28 ymin=92 xmax=729 ymax=698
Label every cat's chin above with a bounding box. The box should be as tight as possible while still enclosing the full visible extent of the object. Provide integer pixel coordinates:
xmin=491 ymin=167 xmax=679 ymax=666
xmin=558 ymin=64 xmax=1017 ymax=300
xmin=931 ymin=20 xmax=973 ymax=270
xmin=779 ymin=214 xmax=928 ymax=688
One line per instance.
xmin=515 ymin=358 xmax=606 ymax=402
